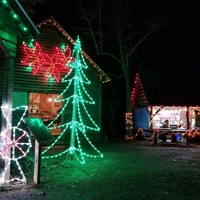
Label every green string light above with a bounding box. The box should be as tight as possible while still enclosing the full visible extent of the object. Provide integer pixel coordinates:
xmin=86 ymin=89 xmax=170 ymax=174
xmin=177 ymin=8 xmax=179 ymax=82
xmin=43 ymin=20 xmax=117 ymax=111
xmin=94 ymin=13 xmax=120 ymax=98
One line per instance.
xmin=2 ymin=0 xmax=7 ymax=4
xmin=42 ymin=36 xmax=103 ymax=164
xmin=1 ymin=0 xmax=28 ymax=32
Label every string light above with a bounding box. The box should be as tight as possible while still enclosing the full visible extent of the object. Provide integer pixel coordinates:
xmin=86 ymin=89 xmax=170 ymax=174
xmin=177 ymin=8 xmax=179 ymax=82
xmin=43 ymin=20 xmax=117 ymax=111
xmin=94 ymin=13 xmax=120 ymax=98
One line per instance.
xmin=21 ymin=42 xmax=72 ymax=82
xmin=125 ymin=112 xmax=134 ymax=140
xmin=36 ymin=17 xmax=111 ymax=83
xmin=149 ymin=106 xmax=199 ymax=129
xmin=42 ymin=36 xmax=103 ymax=164
xmin=0 ymin=106 xmax=31 ymax=186
xmin=131 ymin=73 xmax=148 ymax=108
xmin=149 ymin=105 xmax=164 ymax=126
xmin=127 ymin=73 xmax=148 ymax=138
xmin=1 ymin=0 xmax=28 ymax=32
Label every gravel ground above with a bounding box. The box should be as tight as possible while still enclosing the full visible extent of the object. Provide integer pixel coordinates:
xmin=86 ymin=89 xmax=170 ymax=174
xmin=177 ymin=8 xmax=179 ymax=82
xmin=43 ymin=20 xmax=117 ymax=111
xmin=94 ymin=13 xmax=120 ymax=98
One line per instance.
xmin=1 ymin=138 xmax=200 ymax=200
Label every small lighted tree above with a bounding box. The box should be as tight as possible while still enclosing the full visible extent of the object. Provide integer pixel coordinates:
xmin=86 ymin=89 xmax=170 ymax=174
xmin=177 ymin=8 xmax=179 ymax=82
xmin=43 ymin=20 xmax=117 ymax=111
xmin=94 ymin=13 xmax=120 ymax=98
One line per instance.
xmin=42 ymin=36 xmax=103 ymax=164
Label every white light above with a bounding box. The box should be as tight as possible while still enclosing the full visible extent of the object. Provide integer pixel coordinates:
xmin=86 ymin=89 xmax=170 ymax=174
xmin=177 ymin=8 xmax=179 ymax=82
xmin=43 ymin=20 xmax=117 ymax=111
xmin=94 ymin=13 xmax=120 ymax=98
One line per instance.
xmin=48 ymin=97 xmax=52 ymax=102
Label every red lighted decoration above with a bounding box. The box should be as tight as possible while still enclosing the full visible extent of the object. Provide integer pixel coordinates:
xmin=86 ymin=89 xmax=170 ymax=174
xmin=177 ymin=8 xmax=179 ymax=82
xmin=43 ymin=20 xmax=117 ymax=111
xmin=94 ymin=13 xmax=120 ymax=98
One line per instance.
xmin=131 ymin=73 xmax=148 ymax=108
xmin=21 ymin=42 xmax=73 ymax=82
xmin=22 ymin=42 xmax=46 ymax=74
xmin=44 ymin=46 xmax=73 ymax=82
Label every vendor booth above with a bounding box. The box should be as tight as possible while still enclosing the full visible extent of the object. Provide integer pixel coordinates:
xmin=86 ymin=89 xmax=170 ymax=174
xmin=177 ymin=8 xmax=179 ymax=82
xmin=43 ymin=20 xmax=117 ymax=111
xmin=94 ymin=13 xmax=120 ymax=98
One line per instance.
xmin=131 ymin=74 xmax=200 ymax=143
xmin=149 ymin=106 xmax=195 ymax=129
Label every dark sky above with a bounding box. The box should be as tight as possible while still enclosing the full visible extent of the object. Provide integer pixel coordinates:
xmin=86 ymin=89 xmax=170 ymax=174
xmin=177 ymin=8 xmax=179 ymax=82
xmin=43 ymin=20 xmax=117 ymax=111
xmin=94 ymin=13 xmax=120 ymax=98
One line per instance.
xmin=29 ymin=0 xmax=200 ymax=69
xmin=28 ymin=0 xmax=200 ymax=105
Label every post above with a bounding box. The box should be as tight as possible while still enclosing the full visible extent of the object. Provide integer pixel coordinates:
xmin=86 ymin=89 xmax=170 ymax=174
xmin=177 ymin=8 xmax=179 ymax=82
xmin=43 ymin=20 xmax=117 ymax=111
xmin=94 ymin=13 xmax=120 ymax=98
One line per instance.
xmin=154 ymin=131 xmax=158 ymax=144
xmin=33 ymin=140 xmax=41 ymax=185
xmin=0 ymin=57 xmax=15 ymax=187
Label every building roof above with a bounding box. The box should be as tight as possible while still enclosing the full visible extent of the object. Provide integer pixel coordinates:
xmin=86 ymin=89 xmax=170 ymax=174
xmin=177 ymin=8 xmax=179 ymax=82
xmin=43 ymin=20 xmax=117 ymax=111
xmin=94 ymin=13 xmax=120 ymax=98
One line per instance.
xmin=12 ymin=0 xmax=40 ymax=36
xmin=131 ymin=73 xmax=148 ymax=108
xmin=36 ymin=16 xmax=111 ymax=84
xmin=0 ymin=0 xmax=39 ymax=37
xmin=0 ymin=0 xmax=39 ymax=57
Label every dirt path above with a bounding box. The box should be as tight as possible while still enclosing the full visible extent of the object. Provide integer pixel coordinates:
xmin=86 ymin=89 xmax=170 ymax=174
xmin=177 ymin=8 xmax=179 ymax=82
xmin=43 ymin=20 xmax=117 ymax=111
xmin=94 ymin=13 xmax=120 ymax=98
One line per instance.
xmin=1 ymin=140 xmax=200 ymax=200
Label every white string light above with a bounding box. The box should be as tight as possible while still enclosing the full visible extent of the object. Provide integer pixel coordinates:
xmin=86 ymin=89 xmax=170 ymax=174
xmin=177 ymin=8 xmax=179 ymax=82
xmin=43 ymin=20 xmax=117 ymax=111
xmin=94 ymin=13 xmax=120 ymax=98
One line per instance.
xmin=0 ymin=106 xmax=32 ymax=186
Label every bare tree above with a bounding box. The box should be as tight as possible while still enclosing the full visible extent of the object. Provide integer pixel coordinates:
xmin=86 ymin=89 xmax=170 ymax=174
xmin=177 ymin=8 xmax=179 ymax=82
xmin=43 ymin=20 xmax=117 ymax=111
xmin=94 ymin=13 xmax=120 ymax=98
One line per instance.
xmin=67 ymin=0 xmax=170 ymax=137
xmin=19 ymin=0 xmax=45 ymax=13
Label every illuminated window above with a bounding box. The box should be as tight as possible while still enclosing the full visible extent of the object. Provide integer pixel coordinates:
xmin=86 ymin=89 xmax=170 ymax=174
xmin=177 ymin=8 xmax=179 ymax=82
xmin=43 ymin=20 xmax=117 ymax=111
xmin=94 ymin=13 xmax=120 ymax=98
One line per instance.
xmin=28 ymin=93 xmax=62 ymax=125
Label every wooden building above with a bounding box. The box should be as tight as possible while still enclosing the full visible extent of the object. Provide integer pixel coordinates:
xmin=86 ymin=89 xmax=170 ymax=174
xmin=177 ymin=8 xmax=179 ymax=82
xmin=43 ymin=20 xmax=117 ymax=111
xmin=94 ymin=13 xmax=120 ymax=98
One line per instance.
xmin=0 ymin=0 xmax=39 ymax=131
xmin=13 ymin=16 xmax=111 ymax=135
xmin=0 ymin=0 xmax=39 ymax=186
xmin=131 ymin=73 xmax=200 ymax=142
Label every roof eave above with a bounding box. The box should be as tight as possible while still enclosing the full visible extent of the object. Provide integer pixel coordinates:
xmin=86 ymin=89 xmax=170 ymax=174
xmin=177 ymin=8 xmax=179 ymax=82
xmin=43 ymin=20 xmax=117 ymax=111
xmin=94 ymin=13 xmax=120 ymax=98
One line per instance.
xmin=37 ymin=16 xmax=111 ymax=83
xmin=11 ymin=0 xmax=40 ymax=37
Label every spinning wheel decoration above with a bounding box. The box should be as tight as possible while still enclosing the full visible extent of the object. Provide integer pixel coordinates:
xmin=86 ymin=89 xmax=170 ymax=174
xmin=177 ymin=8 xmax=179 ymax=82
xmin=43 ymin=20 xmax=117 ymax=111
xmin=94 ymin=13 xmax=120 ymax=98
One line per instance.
xmin=0 ymin=105 xmax=32 ymax=186
xmin=0 ymin=127 xmax=31 ymax=160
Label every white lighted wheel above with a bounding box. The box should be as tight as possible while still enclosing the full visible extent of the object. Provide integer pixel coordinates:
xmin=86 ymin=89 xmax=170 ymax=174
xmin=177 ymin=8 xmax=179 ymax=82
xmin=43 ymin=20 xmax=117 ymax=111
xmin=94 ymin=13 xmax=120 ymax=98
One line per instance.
xmin=0 ymin=127 xmax=31 ymax=161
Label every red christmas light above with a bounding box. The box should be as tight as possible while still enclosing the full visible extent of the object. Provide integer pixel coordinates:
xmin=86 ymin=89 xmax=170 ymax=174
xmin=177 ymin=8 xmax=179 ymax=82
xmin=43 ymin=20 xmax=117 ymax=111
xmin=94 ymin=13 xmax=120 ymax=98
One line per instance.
xmin=21 ymin=42 xmax=74 ymax=82
xmin=21 ymin=42 xmax=47 ymax=74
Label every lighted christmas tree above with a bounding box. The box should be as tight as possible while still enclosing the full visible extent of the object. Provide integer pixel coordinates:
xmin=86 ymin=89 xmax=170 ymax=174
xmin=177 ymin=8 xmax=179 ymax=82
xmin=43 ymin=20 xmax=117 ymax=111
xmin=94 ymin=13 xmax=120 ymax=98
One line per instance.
xmin=42 ymin=36 xmax=103 ymax=164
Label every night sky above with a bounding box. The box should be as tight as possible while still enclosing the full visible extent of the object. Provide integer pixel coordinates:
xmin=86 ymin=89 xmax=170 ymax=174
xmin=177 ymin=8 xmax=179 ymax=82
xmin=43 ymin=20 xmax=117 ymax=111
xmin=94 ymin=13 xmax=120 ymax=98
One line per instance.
xmin=29 ymin=0 xmax=200 ymax=106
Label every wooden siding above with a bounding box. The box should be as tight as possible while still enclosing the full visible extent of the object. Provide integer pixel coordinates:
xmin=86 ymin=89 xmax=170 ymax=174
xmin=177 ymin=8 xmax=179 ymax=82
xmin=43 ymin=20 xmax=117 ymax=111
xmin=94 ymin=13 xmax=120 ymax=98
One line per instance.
xmin=0 ymin=6 xmax=22 ymax=39
xmin=13 ymin=19 xmax=102 ymax=135
xmin=0 ymin=0 xmax=39 ymax=132
xmin=0 ymin=1 xmax=39 ymax=39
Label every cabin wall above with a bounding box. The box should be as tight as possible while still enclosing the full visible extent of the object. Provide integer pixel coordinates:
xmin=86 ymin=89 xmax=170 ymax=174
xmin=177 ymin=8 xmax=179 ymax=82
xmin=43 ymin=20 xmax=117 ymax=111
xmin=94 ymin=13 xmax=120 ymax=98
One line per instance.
xmin=12 ymin=23 xmax=102 ymax=135
xmin=0 ymin=5 xmax=18 ymax=129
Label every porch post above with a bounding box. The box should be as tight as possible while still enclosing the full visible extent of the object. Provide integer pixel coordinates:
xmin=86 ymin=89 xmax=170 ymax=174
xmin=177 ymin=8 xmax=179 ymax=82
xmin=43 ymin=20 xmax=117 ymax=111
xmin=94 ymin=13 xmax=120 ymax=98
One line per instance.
xmin=0 ymin=56 xmax=14 ymax=186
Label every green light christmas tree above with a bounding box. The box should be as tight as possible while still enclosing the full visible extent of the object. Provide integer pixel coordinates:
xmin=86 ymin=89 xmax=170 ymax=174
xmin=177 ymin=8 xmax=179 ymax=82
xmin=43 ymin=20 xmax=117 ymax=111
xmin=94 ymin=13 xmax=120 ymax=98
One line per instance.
xmin=42 ymin=36 xmax=103 ymax=164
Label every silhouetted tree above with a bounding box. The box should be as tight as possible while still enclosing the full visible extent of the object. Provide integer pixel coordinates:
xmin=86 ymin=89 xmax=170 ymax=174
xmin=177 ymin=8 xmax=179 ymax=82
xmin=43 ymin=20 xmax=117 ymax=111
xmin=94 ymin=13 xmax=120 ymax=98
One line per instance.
xmin=70 ymin=0 xmax=170 ymax=137
xmin=19 ymin=0 xmax=45 ymax=13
